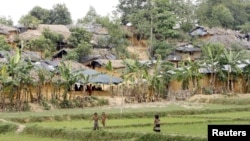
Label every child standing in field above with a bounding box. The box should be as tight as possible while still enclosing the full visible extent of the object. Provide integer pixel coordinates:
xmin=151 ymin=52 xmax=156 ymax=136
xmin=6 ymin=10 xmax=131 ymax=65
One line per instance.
xmin=101 ymin=112 xmax=107 ymax=128
xmin=153 ymin=114 xmax=161 ymax=132
xmin=90 ymin=112 xmax=99 ymax=130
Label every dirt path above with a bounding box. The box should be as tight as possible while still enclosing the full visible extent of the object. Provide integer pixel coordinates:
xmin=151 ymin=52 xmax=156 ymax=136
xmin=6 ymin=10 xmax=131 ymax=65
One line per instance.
xmin=0 ymin=118 xmax=26 ymax=133
xmin=101 ymin=96 xmax=203 ymax=109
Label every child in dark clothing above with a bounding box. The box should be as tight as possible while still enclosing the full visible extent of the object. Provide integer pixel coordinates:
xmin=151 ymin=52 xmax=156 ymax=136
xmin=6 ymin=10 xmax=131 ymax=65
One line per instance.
xmin=153 ymin=114 xmax=161 ymax=132
xmin=90 ymin=112 xmax=99 ymax=130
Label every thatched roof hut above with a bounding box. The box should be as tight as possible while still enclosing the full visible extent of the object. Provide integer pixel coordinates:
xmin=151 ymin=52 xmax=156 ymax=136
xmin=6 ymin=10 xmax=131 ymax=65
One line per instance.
xmin=205 ymin=33 xmax=250 ymax=49
xmin=19 ymin=24 xmax=71 ymax=41
xmin=94 ymin=59 xmax=126 ymax=69
xmin=190 ymin=26 xmax=250 ymax=49
xmin=0 ymin=24 xmax=18 ymax=35
xmin=59 ymin=60 xmax=89 ymax=71
xmin=0 ymin=24 xmax=19 ymax=43
xmin=19 ymin=30 xmax=42 ymax=40
xmin=37 ymin=24 xmax=71 ymax=39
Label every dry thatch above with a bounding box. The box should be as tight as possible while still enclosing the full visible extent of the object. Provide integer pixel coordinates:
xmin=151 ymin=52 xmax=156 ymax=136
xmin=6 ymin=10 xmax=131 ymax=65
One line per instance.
xmin=19 ymin=30 xmax=42 ymax=40
xmin=98 ymin=59 xmax=125 ymax=69
xmin=0 ymin=24 xmax=18 ymax=43
xmin=37 ymin=24 xmax=71 ymax=39
xmin=206 ymin=34 xmax=250 ymax=49
xmin=59 ymin=60 xmax=89 ymax=71
xmin=195 ymin=26 xmax=250 ymax=49
xmin=19 ymin=24 xmax=71 ymax=41
xmin=0 ymin=24 xmax=18 ymax=34
xmin=0 ymin=29 xmax=9 ymax=35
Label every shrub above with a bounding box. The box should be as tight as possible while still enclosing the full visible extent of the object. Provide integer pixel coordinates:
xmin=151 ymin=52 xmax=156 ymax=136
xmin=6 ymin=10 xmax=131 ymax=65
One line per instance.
xmin=0 ymin=123 xmax=17 ymax=134
xmin=97 ymin=98 xmax=109 ymax=106
xmin=59 ymin=100 xmax=74 ymax=108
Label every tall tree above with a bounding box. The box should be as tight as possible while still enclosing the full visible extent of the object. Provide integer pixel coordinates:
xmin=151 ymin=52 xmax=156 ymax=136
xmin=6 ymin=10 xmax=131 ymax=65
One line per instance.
xmin=196 ymin=0 xmax=250 ymax=29
xmin=200 ymin=43 xmax=224 ymax=92
xmin=67 ymin=27 xmax=92 ymax=47
xmin=18 ymin=14 xmax=41 ymax=29
xmin=117 ymin=0 xmax=148 ymax=25
xmin=243 ymin=64 xmax=250 ymax=93
xmin=48 ymin=3 xmax=72 ymax=25
xmin=173 ymin=60 xmax=202 ymax=92
xmin=0 ymin=16 xmax=13 ymax=26
xmin=77 ymin=6 xmax=100 ymax=24
xmin=96 ymin=16 xmax=130 ymax=59
xmin=30 ymin=36 xmax=54 ymax=59
xmin=29 ymin=6 xmax=50 ymax=24
xmin=170 ymin=0 xmax=196 ymax=32
xmin=218 ymin=48 xmax=245 ymax=92
xmin=117 ymin=0 xmax=176 ymax=58
xmin=58 ymin=62 xmax=81 ymax=102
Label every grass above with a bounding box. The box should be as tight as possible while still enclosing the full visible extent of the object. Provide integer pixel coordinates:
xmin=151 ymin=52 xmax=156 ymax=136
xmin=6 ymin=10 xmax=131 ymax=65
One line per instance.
xmin=0 ymin=133 xmax=70 ymax=141
xmin=2 ymin=98 xmax=250 ymax=141
xmin=26 ymin=117 xmax=208 ymax=129
xmin=23 ymin=112 xmax=250 ymax=138
xmin=1 ymin=102 xmax=249 ymax=120
xmin=189 ymin=111 xmax=250 ymax=119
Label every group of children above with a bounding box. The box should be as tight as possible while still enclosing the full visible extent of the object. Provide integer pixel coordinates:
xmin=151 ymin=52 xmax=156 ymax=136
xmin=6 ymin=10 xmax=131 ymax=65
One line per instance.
xmin=90 ymin=112 xmax=161 ymax=133
xmin=90 ymin=112 xmax=107 ymax=130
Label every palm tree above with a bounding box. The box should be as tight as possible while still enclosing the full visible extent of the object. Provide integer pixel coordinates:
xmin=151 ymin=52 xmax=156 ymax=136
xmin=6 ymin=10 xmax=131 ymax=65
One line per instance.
xmin=243 ymin=64 xmax=250 ymax=93
xmin=5 ymin=48 xmax=22 ymax=110
xmin=218 ymin=48 xmax=245 ymax=93
xmin=18 ymin=61 xmax=34 ymax=104
xmin=58 ymin=62 xmax=82 ymax=101
xmin=160 ymin=61 xmax=175 ymax=97
xmin=173 ymin=60 xmax=203 ymax=94
xmin=143 ymin=55 xmax=165 ymax=101
xmin=0 ymin=65 xmax=15 ymax=111
xmin=35 ymin=68 xmax=48 ymax=101
xmin=200 ymin=43 xmax=224 ymax=93
xmin=122 ymin=59 xmax=150 ymax=102
xmin=105 ymin=60 xmax=114 ymax=97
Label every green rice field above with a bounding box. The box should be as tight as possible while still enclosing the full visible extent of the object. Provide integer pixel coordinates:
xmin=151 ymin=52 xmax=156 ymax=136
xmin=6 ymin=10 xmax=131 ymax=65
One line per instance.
xmin=1 ymin=100 xmax=250 ymax=141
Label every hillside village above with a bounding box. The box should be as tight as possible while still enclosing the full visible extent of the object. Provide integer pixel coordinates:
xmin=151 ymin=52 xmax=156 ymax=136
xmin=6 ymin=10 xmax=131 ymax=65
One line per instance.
xmin=1 ymin=0 xmax=250 ymax=112
xmin=1 ymin=22 xmax=250 ymax=110
xmin=3 ymin=1 xmax=250 ymax=141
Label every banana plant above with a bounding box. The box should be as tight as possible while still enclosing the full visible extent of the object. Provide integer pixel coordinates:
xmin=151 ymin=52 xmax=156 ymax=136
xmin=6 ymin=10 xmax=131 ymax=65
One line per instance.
xmin=58 ymin=62 xmax=82 ymax=101
xmin=105 ymin=60 xmax=114 ymax=97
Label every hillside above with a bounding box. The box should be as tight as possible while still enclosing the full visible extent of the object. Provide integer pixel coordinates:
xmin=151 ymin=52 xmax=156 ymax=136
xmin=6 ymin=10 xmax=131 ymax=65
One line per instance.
xmin=127 ymin=46 xmax=149 ymax=60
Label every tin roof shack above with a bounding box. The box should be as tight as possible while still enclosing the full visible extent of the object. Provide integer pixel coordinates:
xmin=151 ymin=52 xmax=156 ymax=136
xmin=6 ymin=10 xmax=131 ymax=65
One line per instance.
xmin=165 ymin=54 xmax=182 ymax=68
xmin=174 ymin=43 xmax=201 ymax=61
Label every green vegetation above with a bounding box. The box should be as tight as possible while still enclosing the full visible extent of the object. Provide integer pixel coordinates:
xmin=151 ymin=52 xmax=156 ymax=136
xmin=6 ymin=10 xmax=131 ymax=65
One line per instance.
xmin=0 ymin=133 xmax=70 ymax=141
xmin=1 ymin=98 xmax=250 ymax=141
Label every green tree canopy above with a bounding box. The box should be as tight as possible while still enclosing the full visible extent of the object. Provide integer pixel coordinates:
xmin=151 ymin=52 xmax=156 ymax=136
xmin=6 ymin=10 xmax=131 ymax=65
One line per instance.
xmin=48 ymin=3 xmax=72 ymax=25
xmin=18 ymin=14 xmax=41 ymax=29
xmin=67 ymin=27 xmax=92 ymax=47
xmin=22 ymin=3 xmax=72 ymax=25
xmin=29 ymin=6 xmax=50 ymax=24
xmin=0 ymin=16 xmax=13 ymax=26
xmin=117 ymin=0 xmax=176 ymax=58
xmin=96 ymin=16 xmax=130 ymax=59
xmin=0 ymin=35 xmax=11 ymax=51
xmin=196 ymin=0 xmax=250 ymax=29
xmin=77 ymin=6 xmax=100 ymax=24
